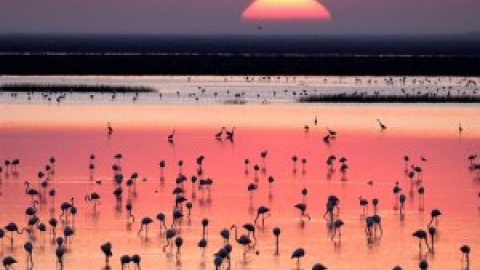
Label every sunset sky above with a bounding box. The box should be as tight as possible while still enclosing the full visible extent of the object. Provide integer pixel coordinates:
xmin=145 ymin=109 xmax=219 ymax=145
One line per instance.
xmin=0 ymin=0 xmax=479 ymax=35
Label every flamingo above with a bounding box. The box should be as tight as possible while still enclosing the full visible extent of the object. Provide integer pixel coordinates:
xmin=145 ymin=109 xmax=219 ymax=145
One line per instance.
xmin=399 ymin=194 xmax=406 ymax=220
xmin=163 ymin=228 xmax=176 ymax=252
xmin=428 ymin=227 xmax=436 ymax=253
xmin=254 ymin=206 xmax=270 ymax=227
xmin=4 ymin=222 xmax=25 ymax=248
xmin=85 ymin=192 xmax=101 ymax=211
xmin=2 ymin=256 xmax=17 ymax=270
xmin=24 ymin=241 xmax=34 ymax=267
xmin=291 ymin=248 xmax=305 ymax=269
xmin=273 ymin=227 xmax=281 ymax=255
xmin=25 ymin=181 xmax=41 ymax=201
xmin=331 ymin=219 xmax=344 ymax=241
xmin=295 ymin=203 xmax=311 ymax=221
xmin=175 ymin=236 xmax=183 ymax=260
xmin=413 ymin=230 xmax=431 ymax=253
xmin=292 ymin=155 xmax=298 ymax=172
xmin=120 ymin=255 xmax=131 ymax=270
xmin=428 ymin=209 xmax=442 ymax=227
xmin=220 ymin=228 xmax=230 ymax=244
xmin=419 ymin=259 xmax=428 ymax=270
xmin=63 ymin=226 xmax=74 ymax=245
xmin=312 ymin=263 xmax=327 ymax=270
xmin=226 ymin=127 xmax=235 ymax=141
xmin=101 ymin=242 xmax=113 ymax=266
xmin=107 ymin=122 xmax=113 ymax=135
xmin=56 ymin=241 xmax=66 ymax=270
xmin=49 ymin=218 xmax=58 ymax=240
xmin=156 ymin=213 xmax=167 ymax=231
xmin=131 ymin=254 xmax=141 ymax=270
xmin=215 ymin=127 xmax=225 ymax=140
xmin=372 ymin=214 xmax=383 ymax=236
xmin=460 ymin=245 xmax=470 ymax=268
xmin=168 ymin=130 xmax=176 ymax=143
xmin=376 ymin=119 xmax=387 ymax=130
xmin=138 ymin=217 xmax=153 ymax=237
xmin=359 ymin=197 xmax=369 ymax=216
xmin=230 ymin=225 xmax=253 ymax=256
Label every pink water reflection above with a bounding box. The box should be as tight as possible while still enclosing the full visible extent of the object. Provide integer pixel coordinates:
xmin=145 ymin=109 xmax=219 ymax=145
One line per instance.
xmin=0 ymin=104 xmax=479 ymax=270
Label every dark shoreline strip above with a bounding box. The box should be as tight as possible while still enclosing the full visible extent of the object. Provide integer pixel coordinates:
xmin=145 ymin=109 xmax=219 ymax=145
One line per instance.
xmin=298 ymin=94 xmax=480 ymax=103
xmin=0 ymin=84 xmax=155 ymax=93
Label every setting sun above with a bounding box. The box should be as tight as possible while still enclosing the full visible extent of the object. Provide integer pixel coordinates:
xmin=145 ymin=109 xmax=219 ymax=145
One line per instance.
xmin=242 ymin=0 xmax=332 ymax=20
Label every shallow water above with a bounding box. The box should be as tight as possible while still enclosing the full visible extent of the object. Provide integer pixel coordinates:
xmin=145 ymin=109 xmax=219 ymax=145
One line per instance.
xmin=0 ymin=78 xmax=480 ymax=270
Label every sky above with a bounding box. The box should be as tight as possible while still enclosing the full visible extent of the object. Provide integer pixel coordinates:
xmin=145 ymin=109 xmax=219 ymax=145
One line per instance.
xmin=0 ymin=0 xmax=479 ymax=35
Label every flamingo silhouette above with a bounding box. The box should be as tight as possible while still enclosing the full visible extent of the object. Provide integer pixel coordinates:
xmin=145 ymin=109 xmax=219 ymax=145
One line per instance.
xmin=131 ymin=254 xmax=141 ymax=270
xmin=419 ymin=259 xmax=428 ymax=270
xmin=215 ymin=127 xmax=225 ymax=140
xmin=138 ymin=217 xmax=153 ymax=237
xmin=413 ymin=229 xmax=431 ymax=254
xmin=273 ymin=227 xmax=281 ymax=255
xmin=230 ymin=225 xmax=253 ymax=256
xmin=460 ymin=245 xmax=470 ymax=268
xmin=428 ymin=209 xmax=442 ymax=227
xmin=428 ymin=227 xmax=436 ymax=253
xmin=331 ymin=219 xmax=344 ymax=241
xmin=376 ymin=119 xmax=387 ymax=130
xmin=168 ymin=130 xmax=176 ymax=143
xmin=291 ymin=248 xmax=305 ymax=269
xmin=2 ymin=256 xmax=17 ymax=270
xmin=220 ymin=228 xmax=230 ymax=244
xmin=312 ymin=263 xmax=327 ymax=270
xmin=100 ymin=242 xmax=113 ymax=266
xmin=120 ymin=255 xmax=131 ymax=270
xmin=163 ymin=228 xmax=176 ymax=252
xmin=24 ymin=241 xmax=34 ymax=267
xmin=175 ymin=236 xmax=183 ymax=260
xmin=4 ymin=222 xmax=26 ymax=248
xmin=56 ymin=239 xmax=66 ymax=270
xmin=295 ymin=203 xmax=311 ymax=221
xmin=254 ymin=206 xmax=270 ymax=227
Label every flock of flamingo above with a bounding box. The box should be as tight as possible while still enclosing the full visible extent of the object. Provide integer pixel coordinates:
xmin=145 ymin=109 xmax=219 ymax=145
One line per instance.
xmin=0 ymin=116 xmax=478 ymax=270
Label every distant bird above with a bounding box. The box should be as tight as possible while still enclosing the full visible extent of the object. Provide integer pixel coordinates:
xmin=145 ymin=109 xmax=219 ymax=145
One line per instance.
xmin=294 ymin=203 xmax=311 ymax=221
xmin=101 ymin=242 xmax=113 ymax=266
xmin=220 ymin=228 xmax=230 ymax=244
xmin=459 ymin=122 xmax=463 ymax=134
xmin=24 ymin=241 xmax=34 ymax=266
xmin=254 ymin=206 xmax=270 ymax=226
xmin=331 ymin=219 xmax=344 ymax=241
xmin=460 ymin=245 xmax=470 ymax=267
xmin=120 ymin=255 xmax=131 ymax=270
xmin=428 ymin=227 xmax=436 ymax=252
xmin=138 ymin=217 xmax=153 ymax=237
xmin=312 ymin=263 xmax=328 ymax=270
xmin=428 ymin=209 xmax=442 ymax=227
xmin=419 ymin=259 xmax=428 ymax=270
xmin=291 ymin=248 xmax=305 ymax=269
xmin=2 ymin=256 xmax=17 ymax=270
xmin=273 ymin=227 xmax=281 ymax=255
xmin=376 ymin=119 xmax=387 ymax=130
xmin=413 ymin=229 xmax=431 ymax=253
xmin=226 ymin=127 xmax=235 ymax=141
xmin=107 ymin=122 xmax=113 ymax=135
xmin=131 ymin=254 xmax=141 ymax=270
xmin=56 ymin=243 xmax=66 ymax=270
xmin=168 ymin=130 xmax=176 ymax=143
xmin=215 ymin=127 xmax=225 ymax=140
xmin=326 ymin=128 xmax=336 ymax=137
xmin=230 ymin=225 xmax=252 ymax=255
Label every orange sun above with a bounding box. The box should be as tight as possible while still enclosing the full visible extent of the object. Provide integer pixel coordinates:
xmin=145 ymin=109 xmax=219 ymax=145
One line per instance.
xmin=242 ymin=0 xmax=332 ymax=21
